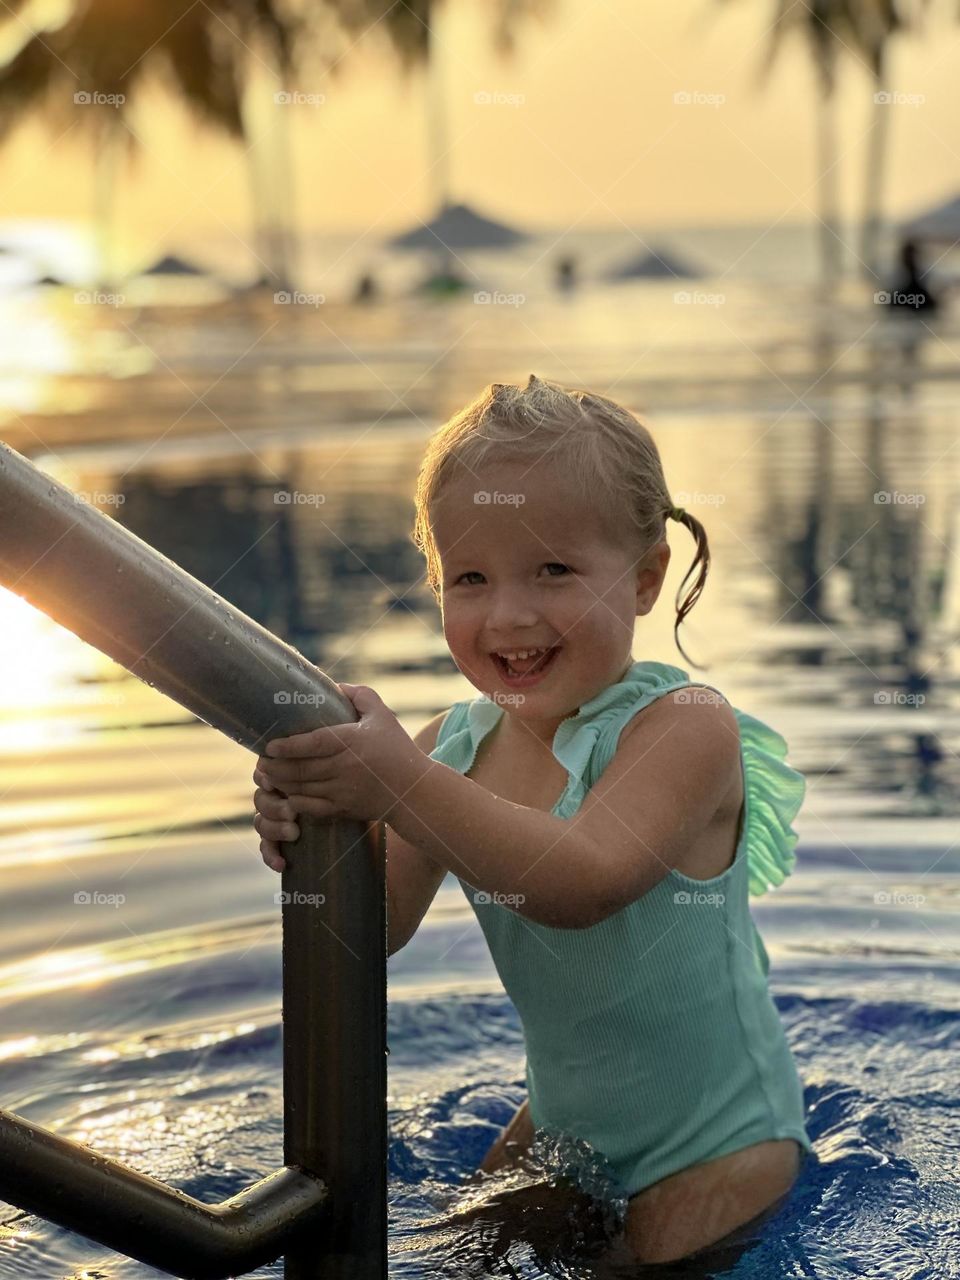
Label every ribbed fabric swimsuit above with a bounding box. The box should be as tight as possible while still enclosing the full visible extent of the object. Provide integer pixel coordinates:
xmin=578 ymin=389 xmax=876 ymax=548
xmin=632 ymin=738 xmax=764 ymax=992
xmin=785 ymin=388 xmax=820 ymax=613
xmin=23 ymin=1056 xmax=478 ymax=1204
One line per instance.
xmin=427 ymin=659 xmax=815 ymax=1197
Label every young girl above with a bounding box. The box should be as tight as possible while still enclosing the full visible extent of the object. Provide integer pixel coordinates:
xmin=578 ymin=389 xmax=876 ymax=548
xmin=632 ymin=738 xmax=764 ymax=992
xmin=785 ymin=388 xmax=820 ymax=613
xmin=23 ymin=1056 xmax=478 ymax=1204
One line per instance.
xmin=252 ymin=374 xmax=815 ymax=1265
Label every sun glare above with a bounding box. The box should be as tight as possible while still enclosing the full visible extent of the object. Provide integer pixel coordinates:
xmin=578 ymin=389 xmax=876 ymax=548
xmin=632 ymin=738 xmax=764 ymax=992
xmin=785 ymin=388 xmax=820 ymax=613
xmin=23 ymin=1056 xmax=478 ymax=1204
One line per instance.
xmin=0 ymin=588 xmax=82 ymax=732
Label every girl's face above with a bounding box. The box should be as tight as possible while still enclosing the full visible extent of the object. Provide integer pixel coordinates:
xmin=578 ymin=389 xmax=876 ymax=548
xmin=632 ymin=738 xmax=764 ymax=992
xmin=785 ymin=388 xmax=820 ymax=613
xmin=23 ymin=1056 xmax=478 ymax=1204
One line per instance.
xmin=431 ymin=458 xmax=670 ymax=728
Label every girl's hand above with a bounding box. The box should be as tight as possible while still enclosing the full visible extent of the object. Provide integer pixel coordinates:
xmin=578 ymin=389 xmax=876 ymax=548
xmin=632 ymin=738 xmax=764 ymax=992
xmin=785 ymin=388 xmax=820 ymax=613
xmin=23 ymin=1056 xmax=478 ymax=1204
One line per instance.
xmin=253 ymin=777 xmax=297 ymax=873
xmin=253 ymin=682 xmax=424 ymax=828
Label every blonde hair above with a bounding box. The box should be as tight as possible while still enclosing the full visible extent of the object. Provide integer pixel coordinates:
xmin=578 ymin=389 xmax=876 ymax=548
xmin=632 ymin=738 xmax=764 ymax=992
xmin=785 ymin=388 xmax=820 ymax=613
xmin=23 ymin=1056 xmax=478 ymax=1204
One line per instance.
xmin=412 ymin=374 xmax=710 ymax=670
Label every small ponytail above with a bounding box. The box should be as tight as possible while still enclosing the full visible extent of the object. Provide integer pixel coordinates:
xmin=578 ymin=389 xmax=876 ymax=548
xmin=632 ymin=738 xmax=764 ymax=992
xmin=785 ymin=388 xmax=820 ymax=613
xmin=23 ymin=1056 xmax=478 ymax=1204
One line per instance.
xmin=666 ymin=506 xmax=710 ymax=672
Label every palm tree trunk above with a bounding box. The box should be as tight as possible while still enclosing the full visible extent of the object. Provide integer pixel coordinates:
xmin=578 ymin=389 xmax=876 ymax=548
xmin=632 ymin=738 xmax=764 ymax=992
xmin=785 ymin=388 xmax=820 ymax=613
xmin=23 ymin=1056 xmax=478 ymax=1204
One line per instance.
xmin=425 ymin=14 xmax=452 ymax=212
xmin=94 ymin=125 xmax=121 ymax=292
xmin=815 ymin=87 xmax=843 ymax=287
xmin=860 ymin=66 xmax=891 ymax=281
xmin=271 ymin=75 xmax=298 ymax=293
xmin=244 ymin=117 xmax=271 ymax=286
xmin=241 ymin=75 xmax=294 ymax=292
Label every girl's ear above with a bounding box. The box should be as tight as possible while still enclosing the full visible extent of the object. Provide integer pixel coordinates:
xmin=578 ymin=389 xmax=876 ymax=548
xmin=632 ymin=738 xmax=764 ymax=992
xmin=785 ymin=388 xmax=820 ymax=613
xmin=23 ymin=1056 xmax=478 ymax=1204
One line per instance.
xmin=635 ymin=541 xmax=671 ymax=616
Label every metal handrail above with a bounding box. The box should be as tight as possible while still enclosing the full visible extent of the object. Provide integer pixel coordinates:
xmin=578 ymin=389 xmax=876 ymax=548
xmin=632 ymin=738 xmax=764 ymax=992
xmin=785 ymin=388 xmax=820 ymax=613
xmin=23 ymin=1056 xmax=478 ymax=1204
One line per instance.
xmin=0 ymin=441 xmax=387 ymax=1279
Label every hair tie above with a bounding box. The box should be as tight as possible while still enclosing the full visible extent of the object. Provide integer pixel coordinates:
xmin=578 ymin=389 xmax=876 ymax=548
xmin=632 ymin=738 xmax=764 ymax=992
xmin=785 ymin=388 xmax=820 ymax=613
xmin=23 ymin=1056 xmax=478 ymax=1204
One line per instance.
xmin=669 ymin=506 xmax=685 ymax=522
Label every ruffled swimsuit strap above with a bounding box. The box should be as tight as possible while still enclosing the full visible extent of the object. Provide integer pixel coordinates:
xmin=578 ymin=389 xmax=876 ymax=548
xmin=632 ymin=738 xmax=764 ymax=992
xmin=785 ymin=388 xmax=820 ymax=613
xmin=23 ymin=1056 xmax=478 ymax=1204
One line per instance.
xmin=733 ymin=708 xmax=806 ymax=897
xmin=552 ymin=663 xmax=807 ymax=899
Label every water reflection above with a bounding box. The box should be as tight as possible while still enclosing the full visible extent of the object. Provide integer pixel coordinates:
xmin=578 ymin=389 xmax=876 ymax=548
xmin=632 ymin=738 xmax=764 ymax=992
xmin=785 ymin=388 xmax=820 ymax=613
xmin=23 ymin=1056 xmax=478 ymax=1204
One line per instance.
xmin=1 ymin=279 xmax=959 ymax=1277
xmin=6 ymin=278 xmax=955 ymax=829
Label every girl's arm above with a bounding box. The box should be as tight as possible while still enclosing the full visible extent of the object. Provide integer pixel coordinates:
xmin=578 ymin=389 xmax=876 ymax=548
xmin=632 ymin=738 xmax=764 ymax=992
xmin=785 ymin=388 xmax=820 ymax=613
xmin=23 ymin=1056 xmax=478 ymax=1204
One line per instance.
xmin=386 ymin=692 xmax=741 ymax=929
xmin=257 ymin=683 xmax=741 ymax=930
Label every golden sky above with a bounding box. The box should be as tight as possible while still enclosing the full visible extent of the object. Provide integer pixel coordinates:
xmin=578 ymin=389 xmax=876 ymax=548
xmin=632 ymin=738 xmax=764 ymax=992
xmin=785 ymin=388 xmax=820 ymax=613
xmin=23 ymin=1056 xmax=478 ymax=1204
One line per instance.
xmin=1 ymin=0 xmax=959 ymax=247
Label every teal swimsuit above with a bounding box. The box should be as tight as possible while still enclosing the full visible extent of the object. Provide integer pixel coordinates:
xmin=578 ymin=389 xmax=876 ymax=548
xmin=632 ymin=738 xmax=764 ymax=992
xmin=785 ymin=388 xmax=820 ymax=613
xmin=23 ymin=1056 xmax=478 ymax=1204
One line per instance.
xmin=428 ymin=659 xmax=815 ymax=1197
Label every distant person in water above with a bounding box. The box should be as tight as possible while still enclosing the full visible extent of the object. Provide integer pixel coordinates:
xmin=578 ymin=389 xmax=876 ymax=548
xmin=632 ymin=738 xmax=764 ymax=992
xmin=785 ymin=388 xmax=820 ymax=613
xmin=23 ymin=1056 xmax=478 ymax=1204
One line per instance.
xmin=555 ymin=255 xmax=578 ymax=292
xmin=352 ymin=272 xmax=379 ymax=303
xmin=885 ymin=238 xmax=939 ymax=313
xmin=251 ymin=374 xmax=816 ymax=1265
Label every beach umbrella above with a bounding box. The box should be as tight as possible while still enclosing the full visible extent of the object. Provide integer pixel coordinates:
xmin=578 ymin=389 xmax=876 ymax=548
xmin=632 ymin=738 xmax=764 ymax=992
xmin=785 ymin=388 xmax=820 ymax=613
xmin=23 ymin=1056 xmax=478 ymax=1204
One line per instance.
xmin=140 ymin=254 xmax=208 ymax=276
xmin=899 ymin=193 xmax=960 ymax=244
xmin=604 ymin=247 xmax=702 ymax=281
xmin=388 ymin=200 xmax=529 ymax=251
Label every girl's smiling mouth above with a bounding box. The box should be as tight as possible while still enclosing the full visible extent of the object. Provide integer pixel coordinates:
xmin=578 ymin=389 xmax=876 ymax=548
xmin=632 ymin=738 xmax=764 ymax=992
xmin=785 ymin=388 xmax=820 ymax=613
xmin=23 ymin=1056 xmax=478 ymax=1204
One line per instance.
xmin=491 ymin=646 xmax=562 ymax=686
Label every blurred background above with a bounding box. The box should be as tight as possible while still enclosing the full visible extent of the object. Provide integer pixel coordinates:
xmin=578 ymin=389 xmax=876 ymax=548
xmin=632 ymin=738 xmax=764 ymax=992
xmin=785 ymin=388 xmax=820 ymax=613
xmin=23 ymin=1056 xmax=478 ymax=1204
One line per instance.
xmin=1 ymin=0 xmax=960 ymax=1276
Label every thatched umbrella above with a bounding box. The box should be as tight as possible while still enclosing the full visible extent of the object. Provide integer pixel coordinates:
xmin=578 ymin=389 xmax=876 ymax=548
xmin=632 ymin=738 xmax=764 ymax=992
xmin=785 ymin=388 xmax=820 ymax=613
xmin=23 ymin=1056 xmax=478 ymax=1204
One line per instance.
xmin=899 ymin=192 xmax=960 ymax=244
xmin=604 ymin=247 xmax=702 ymax=282
xmin=388 ymin=200 xmax=528 ymax=250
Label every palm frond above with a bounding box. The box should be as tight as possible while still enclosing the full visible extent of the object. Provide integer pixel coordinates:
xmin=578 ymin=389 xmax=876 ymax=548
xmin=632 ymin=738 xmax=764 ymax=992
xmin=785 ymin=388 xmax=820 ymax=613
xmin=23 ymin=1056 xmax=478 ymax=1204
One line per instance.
xmin=0 ymin=0 xmax=37 ymax=23
xmin=160 ymin=10 xmax=245 ymax=138
xmin=730 ymin=0 xmax=931 ymax=95
xmin=481 ymin=0 xmax=557 ymax=60
xmin=333 ymin=0 xmax=432 ymax=72
xmin=0 ymin=36 xmax=62 ymax=143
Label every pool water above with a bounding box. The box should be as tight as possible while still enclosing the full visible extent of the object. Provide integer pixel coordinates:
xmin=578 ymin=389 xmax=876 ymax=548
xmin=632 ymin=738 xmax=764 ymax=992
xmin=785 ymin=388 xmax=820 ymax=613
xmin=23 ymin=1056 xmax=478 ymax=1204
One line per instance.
xmin=0 ymin=271 xmax=959 ymax=1277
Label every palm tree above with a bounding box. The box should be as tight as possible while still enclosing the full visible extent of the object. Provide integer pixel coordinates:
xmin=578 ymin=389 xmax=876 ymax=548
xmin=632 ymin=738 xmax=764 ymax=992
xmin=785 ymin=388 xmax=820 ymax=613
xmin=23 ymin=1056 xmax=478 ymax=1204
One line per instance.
xmin=719 ymin=0 xmax=860 ymax=285
xmin=220 ymin=0 xmax=311 ymax=291
xmin=0 ymin=0 xmax=554 ymax=290
xmin=332 ymin=0 xmax=553 ymax=218
xmin=720 ymin=0 xmax=931 ymax=285
xmin=853 ymin=0 xmax=930 ymax=279
xmin=0 ymin=0 xmax=298 ymax=288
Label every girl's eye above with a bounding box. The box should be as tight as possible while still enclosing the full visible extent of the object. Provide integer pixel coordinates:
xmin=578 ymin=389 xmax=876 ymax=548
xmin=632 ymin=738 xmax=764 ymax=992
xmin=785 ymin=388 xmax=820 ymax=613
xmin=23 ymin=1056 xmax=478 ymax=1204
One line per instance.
xmin=454 ymin=564 xmax=571 ymax=585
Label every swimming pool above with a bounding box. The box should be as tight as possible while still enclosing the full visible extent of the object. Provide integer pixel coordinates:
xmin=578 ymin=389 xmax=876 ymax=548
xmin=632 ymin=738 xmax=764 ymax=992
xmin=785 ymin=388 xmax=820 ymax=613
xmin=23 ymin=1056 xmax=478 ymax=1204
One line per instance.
xmin=0 ymin=276 xmax=958 ymax=1276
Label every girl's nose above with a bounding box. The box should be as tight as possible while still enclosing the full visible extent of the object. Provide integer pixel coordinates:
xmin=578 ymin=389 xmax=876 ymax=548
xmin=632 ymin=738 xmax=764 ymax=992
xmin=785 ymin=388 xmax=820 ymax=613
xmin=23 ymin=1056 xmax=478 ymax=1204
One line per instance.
xmin=485 ymin=591 xmax=541 ymax=630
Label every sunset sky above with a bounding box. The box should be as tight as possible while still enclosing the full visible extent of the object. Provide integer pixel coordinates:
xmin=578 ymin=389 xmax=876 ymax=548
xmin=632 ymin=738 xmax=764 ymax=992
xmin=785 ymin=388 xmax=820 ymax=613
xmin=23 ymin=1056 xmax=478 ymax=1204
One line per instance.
xmin=0 ymin=0 xmax=958 ymax=251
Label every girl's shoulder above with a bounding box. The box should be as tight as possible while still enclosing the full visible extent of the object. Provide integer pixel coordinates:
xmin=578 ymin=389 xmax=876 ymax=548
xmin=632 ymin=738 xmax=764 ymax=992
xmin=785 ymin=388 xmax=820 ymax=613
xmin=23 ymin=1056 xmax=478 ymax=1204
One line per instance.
xmin=562 ymin=661 xmax=807 ymax=898
xmin=553 ymin=659 xmax=696 ymax=783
